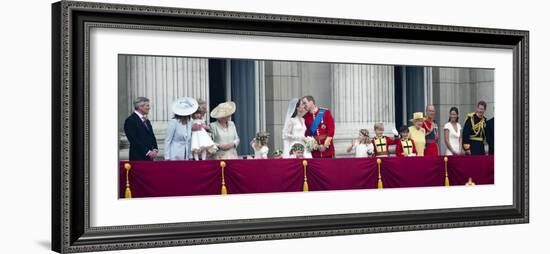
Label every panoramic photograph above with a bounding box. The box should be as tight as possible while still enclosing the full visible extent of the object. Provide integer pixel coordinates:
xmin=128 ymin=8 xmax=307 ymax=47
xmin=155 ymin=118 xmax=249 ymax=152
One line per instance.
xmin=117 ymin=55 xmax=494 ymax=198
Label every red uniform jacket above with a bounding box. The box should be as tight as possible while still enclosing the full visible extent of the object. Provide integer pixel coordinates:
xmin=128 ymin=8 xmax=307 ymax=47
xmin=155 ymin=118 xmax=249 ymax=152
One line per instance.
xmin=396 ymin=138 xmax=418 ymax=157
xmin=304 ymin=107 xmax=335 ymax=158
xmin=422 ymin=118 xmax=440 ymax=156
xmin=371 ymin=136 xmax=397 ymax=156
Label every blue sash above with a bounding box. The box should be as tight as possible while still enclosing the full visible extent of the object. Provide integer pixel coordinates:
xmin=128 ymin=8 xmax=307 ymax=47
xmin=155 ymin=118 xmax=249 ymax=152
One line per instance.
xmin=426 ymin=127 xmax=438 ymax=140
xmin=309 ymin=108 xmax=326 ymax=136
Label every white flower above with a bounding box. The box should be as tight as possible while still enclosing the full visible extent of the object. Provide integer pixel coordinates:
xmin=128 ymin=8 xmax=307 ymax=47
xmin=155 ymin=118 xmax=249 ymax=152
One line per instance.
xmin=304 ymin=136 xmax=319 ymax=152
xmin=207 ymin=145 xmax=219 ymax=154
xmin=366 ymin=145 xmax=374 ymax=155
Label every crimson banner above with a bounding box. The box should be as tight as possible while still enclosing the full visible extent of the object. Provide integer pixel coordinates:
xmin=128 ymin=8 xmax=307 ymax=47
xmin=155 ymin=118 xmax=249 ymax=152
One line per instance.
xmin=119 ymin=156 xmax=494 ymax=198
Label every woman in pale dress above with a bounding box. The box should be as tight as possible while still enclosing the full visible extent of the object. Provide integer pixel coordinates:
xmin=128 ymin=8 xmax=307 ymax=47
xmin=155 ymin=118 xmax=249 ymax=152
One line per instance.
xmin=443 ymin=107 xmax=462 ymax=155
xmin=209 ymin=101 xmax=240 ymax=160
xmin=408 ymin=112 xmax=427 ymax=156
xmin=282 ymin=98 xmax=312 ymax=158
xmin=164 ymin=97 xmax=199 ymax=160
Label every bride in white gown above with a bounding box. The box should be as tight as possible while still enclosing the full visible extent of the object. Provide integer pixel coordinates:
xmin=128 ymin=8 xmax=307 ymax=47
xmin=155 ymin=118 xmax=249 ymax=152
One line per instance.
xmin=282 ymin=98 xmax=312 ymax=158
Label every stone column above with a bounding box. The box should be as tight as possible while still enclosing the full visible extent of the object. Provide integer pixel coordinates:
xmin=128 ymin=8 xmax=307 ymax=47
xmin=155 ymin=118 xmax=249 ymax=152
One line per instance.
xmin=118 ymin=55 xmax=210 ymax=160
xmin=121 ymin=55 xmax=209 ymax=123
xmin=263 ymin=61 xmax=302 ymax=154
xmin=330 ymin=64 xmax=395 ymax=157
xmin=431 ymin=67 xmax=494 ymax=154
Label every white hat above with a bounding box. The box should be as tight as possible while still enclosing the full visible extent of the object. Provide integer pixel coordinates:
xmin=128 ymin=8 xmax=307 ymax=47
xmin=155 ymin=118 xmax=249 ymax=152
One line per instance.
xmin=172 ymin=97 xmax=199 ymax=116
xmin=210 ymin=101 xmax=236 ymax=119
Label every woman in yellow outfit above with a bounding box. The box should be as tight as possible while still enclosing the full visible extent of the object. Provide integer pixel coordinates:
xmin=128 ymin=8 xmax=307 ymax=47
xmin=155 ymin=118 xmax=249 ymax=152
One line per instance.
xmin=408 ymin=112 xmax=426 ymax=156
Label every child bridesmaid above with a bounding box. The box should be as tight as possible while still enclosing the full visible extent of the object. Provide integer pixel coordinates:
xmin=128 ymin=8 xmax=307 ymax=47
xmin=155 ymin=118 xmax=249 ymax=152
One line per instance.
xmin=190 ymin=110 xmax=215 ymax=160
xmin=396 ymin=125 xmax=418 ymax=157
xmin=289 ymin=143 xmax=306 ymax=159
xmin=371 ymin=123 xmax=397 ymax=157
xmin=250 ymin=131 xmax=270 ymax=159
xmin=346 ymin=129 xmax=374 ymax=157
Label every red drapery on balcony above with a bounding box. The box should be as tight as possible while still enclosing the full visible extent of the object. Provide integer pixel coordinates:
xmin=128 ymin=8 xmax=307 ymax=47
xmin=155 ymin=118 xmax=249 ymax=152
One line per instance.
xmin=119 ymin=156 xmax=494 ymax=198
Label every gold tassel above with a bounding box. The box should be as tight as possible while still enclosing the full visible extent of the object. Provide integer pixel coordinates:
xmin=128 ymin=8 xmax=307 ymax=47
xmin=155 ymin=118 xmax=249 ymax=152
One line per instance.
xmin=220 ymin=161 xmax=228 ymax=195
xmin=377 ymin=158 xmax=383 ymax=189
xmin=124 ymin=163 xmax=132 ymax=198
xmin=444 ymin=156 xmax=450 ymax=186
xmin=302 ymin=160 xmax=309 ymax=192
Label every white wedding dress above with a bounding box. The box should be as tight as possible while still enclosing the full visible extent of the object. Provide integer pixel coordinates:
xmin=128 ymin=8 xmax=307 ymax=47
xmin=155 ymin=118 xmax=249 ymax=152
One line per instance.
xmin=282 ymin=117 xmax=313 ymax=158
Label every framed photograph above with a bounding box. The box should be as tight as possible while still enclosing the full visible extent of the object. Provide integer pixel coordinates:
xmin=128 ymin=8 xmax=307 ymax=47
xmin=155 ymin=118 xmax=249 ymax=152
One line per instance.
xmin=52 ymin=0 xmax=529 ymax=253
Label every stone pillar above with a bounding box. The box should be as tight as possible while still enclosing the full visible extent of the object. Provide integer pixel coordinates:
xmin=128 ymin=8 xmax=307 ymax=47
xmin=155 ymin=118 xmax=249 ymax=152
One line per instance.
xmin=431 ymin=67 xmax=494 ymax=154
xmin=118 ymin=55 xmax=210 ymax=160
xmin=264 ymin=61 xmax=302 ymax=154
xmin=330 ymin=64 xmax=395 ymax=157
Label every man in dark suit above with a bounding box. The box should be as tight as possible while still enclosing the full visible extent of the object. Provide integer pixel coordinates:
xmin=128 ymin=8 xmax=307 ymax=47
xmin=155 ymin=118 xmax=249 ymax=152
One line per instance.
xmin=124 ymin=97 xmax=158 ymax=161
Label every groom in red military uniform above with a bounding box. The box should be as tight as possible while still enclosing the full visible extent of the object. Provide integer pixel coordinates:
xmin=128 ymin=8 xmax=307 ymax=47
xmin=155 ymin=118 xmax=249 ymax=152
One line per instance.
xmin=302 ymin=96 xmax=335 ymax=158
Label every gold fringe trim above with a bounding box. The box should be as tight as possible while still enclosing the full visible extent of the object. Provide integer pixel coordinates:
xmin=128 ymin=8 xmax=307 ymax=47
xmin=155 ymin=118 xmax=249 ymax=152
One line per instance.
xmin=377 ymin=158 xmax=383 ymax=189
xmin=302 ymin=160 xmax=309 ymax=192
xmin=444 ymin=156 xmax=450 ymax=186
xmin=220 ymin=161 xmax=228 ymax=195
xmin=124 ymin=163 xmax=132 ymax=198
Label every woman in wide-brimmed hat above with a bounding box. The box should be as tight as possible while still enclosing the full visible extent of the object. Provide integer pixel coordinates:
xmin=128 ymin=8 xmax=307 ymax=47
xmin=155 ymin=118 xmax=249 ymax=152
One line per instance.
xmin=209 ymin=101 xmax=240 ymax=159
xmin=408 ymin=112 xmax=427 ymax=156
xmin=164 ymin=97 xmax=199 ymax=160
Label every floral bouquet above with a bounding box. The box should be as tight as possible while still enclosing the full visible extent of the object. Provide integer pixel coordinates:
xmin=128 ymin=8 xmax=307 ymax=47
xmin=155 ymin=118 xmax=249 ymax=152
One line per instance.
xmin=254 ymin=131 xmax=270 ymax=146
xmin=366 ymin=144 xmax=374 ymax=156
xmin=272 ymin=149 xmax=283 ymax=158
xmin=207 ymin=144 xmax=219 ymax=154
xmin=304 ymin=136 xmax=319 ymax=152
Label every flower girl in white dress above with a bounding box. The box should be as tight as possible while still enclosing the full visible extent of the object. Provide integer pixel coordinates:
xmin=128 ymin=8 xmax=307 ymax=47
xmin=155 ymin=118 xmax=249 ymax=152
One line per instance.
xmin=190 ymin=110 xmax=215 ymax=160
xmin=346 ymin=129 xmax=374 ymax=157
xmin=282 ymin=98 xmax=313 ymax=158
xmin=250 ymin=131 xmax=270 ymax=159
